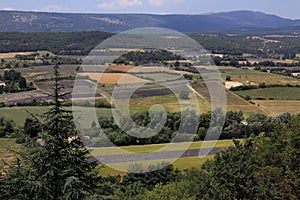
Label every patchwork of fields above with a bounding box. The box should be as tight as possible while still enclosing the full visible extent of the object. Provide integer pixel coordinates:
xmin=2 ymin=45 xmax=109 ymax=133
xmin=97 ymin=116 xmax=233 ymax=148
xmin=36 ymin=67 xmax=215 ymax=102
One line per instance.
xmin=1 ymin=63 xmax=300 ymax=124
xmin=235 ymin=87 xmax=300 ymax=100
xmin=2 ymin=56 xmax=300 ymax=177
xmin=0 ymin=138 xmax=236 ymax=175
xmin=222 ymin=71 xmax=300 ymax=85
xmin=79 ymin=72 xmax=150 ymax=84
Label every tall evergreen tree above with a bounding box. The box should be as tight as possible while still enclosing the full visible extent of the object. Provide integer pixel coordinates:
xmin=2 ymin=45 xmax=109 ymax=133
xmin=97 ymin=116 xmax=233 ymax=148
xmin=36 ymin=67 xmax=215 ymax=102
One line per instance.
xmin=0 ymin=64 xmax=100 ymax=200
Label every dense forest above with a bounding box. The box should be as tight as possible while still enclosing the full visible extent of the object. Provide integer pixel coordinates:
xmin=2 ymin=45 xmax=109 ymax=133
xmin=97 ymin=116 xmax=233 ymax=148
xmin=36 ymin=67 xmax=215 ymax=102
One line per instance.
xmin=1 ymin=31 xmax=300 ymax=57
xmin=0 ymin=32 xmax=113 ymax=55
xmin=113 ymin=50 xmax=185 ymax=66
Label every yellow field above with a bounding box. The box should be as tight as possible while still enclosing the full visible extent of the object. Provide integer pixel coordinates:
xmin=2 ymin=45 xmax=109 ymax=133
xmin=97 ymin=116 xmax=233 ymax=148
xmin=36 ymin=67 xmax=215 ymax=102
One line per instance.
xmin=128 ymin=95 xmax=211 ymax=114
xmin=0 ymin=52 xmax=35 ymax=59
xmin=93 ymin=140 xmax=237 ymax=175
xmin=247 ymin=58 xmax=297 ymax=65
xmin=254 ymin=100 xmax=300 ymax=116
xmin=230 ymin=74 xmax=300 ymax=85
xmin=0 ymin=51 xmax=54 ymax=59
xmin=91 ymin=140 xmax=236 ymax=157
xmin=107 ymin=65 xmax=135 ymax=72
xmin=193 ymin=83 xmax=265 ymax=116
xmin=99 ymin=155 xmax=214 ymax=176
xmin=108 ymin=65 xmax=177 ymax=73
xmin=79 ymin=73 xmax=150 ymax=84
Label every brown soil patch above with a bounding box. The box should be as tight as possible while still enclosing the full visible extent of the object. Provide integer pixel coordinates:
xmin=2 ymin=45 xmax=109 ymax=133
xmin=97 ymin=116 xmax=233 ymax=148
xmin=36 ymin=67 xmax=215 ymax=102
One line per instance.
xmin=79 ymin=73 xmax=150 ymax=84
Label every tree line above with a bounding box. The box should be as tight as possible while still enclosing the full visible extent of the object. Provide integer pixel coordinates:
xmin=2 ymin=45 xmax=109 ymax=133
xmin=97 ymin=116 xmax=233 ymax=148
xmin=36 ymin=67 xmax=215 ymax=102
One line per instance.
xmin=0 ymin=69 xmax=34 ymax=93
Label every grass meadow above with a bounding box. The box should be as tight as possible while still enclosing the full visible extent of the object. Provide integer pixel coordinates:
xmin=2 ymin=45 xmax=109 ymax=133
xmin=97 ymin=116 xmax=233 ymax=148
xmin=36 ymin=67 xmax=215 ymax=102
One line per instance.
xmin=235 ymin=87 xmax=300 ymax=100
xmin=0 ymin=107 xmax=113 ymax=126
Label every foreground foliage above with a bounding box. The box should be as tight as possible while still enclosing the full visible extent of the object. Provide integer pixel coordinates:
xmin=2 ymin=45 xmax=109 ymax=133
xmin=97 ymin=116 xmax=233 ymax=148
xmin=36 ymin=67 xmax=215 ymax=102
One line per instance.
xmin=0 ymin=65 xmax=101 ymax=200
xmin=121 ymin=117 xmax=300 ymax=199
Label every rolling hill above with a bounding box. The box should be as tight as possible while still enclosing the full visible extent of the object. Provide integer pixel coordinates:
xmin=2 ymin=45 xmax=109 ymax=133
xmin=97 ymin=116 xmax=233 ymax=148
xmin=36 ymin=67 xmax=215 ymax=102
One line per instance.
xmin=0 ymin=10 xmax=299 ymax=33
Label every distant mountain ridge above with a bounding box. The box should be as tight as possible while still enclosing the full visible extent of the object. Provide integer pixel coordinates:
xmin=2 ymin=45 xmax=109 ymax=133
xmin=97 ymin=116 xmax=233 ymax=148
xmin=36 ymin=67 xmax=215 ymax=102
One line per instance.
xmin=0 ymin=10 xmax=300 ymax=33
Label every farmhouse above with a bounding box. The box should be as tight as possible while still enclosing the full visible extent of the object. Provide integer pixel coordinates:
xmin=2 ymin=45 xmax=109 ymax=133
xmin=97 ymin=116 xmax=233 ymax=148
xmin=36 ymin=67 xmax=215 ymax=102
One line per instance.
xmin=291 ymin=72 xmax=300 ymax=77
xmin=0 ymin=81 xmax=6 ymax=87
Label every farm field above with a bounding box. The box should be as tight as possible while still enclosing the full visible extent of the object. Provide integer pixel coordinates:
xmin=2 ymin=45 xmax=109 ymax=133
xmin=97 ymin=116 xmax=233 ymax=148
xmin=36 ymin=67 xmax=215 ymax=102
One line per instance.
xmin=0 ymin=64 xmax=78 ymax=82
xmin=107 ymin=65 xmax=135 ymax=72
xmin=136 ymin=72 xmax=181 ymax=82
xmin=128 ymin=66 xmax=174 ymax=73
xmin=93 ymin=139 xmax=236 ymax=175
xmin=0 ymin=51 xmax=55 ymax=59
xmin=128 ymin=94 xmax=211 ymax=114
xmin=99 ymin=155 xmax=214 ymax=176
xmin=108 ymin=65 xmax=172 ymax=73
xmin=222 ymin=71 xmax=300 ymax=85
xmin=192 ymin=83 xmax=265 ymax=116
xmin=247 ymin=58 xmax=297 ymax=65
xmin=91 ymin=139 xmax=236 ymax=156
xmin=225 ymin=90 xmax=265 ymax=116
xmin=235 ymin=87 xmax=300 ymax=100
xmin=79 ymin=73 xmax=150 ymax=84
xmin=254 ymin=100 xmax=300 ymax=116
xmin=0 ymin=51 xmax=35 ymax=59
xmin=0 ymin=107 xmax=113 ymax=126
xmin=1 ymin=138 xmax=235 ymax=176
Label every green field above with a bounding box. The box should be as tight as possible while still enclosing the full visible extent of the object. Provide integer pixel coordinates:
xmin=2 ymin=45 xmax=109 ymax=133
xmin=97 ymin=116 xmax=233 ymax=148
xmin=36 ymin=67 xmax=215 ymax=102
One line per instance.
xmin=0 ymin=107 xmax=113 ymax=126
xmin=192 ymin=83 xmax=265 ymax=116
xmin=0 ymin=138 xmax=235 ymax=176
xmin=254 ymin=100 xmax=300 ymax=116
xmin=129 ymin=94 xmax=210 ymax=114
xmin=94 ymin=140 xmax=236 ymax=175
xmin=0 ymin=139 xmax=21 ymax=170
xmin=100 ymin=155 xmax=214 ymax=176
xmin=235 ymin=87 xmax=300 ymax=100
xmin=91 ymin=139 xmax=236 ymax=156
xmin=136 ymin=73 xmax=181 ymax=83
xmin=221 ymin=71 xmax=277 ymax=77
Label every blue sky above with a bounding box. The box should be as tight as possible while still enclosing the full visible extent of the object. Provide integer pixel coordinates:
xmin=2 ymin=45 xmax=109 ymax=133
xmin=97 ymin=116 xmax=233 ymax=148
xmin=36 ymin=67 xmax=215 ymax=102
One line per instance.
xmin=1 ymin=0 xmax=300 ymax=19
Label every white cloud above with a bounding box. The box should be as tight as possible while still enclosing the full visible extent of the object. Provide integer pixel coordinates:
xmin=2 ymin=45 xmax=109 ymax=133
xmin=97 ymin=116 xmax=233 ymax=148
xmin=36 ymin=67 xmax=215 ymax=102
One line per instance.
xmin=35 ymin=5 xmax=70 ymax=12
xmin=148 ymin=0 xmax=185 ymax=6
xmin=148 ymin=0 xmax=167 ymax=6
xmin=97 ymin=0 xmax=142 ymax=10
xmin=2 ymin=7 xmax=15 ymax=11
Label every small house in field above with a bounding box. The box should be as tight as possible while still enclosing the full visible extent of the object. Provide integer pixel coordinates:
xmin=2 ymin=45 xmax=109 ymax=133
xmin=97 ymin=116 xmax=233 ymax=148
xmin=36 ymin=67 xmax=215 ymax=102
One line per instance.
xmin=0 ymin=81 xmax=6 ymax=87
xmin=291 ymin=72 xmax=300 ymax=77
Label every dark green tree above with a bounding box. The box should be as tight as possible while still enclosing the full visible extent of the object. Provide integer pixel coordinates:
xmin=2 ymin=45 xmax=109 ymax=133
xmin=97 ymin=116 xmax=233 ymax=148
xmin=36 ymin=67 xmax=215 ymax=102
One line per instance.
xmin=18 ymin=77 xmax=27 ymax=89
xmin=23 ymin=118 xmax=42 ymax=138
xmin=0 ymin=64 xmax=101 ymax=200
xmin=179 ymin=90 xmax=189 ymax=100
xmin=0 ymin=116 xmax=15 ymax=137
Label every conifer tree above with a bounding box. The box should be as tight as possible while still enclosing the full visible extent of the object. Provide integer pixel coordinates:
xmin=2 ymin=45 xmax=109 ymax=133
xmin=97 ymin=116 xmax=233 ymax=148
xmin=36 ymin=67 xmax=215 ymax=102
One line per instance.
xmin=0 ymin=64 xmax=100 ymax=200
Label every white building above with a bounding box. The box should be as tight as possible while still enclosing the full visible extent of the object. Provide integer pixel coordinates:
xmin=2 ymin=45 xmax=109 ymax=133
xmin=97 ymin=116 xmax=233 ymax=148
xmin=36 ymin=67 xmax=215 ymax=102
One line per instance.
xmin=0 ymin=81 xmax=6 ymax=87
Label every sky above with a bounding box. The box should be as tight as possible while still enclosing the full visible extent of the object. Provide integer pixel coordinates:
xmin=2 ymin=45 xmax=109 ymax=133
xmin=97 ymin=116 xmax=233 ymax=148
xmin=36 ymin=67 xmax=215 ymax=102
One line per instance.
xmin=1 ymin=0 xmax=300 ymax=19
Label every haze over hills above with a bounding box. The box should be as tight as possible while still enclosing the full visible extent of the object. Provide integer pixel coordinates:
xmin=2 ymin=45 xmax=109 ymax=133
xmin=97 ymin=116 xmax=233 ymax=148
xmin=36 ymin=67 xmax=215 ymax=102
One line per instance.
xmin=0 ymin=10 xmax=300 ymax=33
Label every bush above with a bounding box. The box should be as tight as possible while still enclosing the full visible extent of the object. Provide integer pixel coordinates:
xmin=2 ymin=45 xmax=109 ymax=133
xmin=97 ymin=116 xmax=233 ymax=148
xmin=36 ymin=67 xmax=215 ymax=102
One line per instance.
xmin=245 ymin=95 xmax=251 ymax=100
xmin=259 ymin=82 xmax=266 ymax=88
xmin=179 ymin=90 xmax=189 ymax=100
